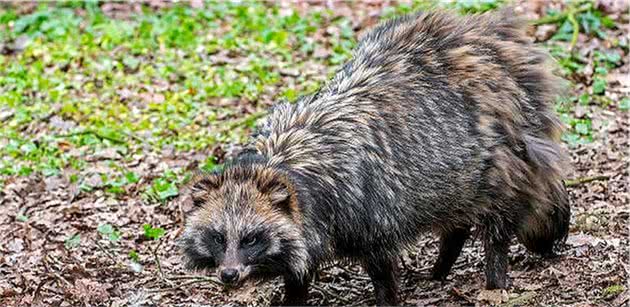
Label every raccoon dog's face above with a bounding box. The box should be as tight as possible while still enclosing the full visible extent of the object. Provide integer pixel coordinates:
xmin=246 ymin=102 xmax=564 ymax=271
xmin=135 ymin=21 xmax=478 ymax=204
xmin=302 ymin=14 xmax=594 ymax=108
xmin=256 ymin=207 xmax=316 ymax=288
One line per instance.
xmin=180 ymin=166 xmax=307 ymax=286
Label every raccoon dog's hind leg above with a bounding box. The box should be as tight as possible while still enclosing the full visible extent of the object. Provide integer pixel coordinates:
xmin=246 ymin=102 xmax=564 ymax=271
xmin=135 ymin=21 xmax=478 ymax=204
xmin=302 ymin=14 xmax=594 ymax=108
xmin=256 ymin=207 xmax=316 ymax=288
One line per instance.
xmin=431 ymin=227 xmax=472 ymax=281
xmin=363 ymin=256 xmax=400 ymax=305
xmin=482 ymin=219 xmax=513 ymax=289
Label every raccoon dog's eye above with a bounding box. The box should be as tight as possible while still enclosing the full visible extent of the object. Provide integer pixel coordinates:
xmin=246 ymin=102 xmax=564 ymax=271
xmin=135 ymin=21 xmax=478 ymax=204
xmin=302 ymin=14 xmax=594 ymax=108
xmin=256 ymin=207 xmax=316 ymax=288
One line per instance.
xmin=214 ymin=234 xmax=225 ymax=245
xmin=242 ymin=236 xmax=257 ymax=247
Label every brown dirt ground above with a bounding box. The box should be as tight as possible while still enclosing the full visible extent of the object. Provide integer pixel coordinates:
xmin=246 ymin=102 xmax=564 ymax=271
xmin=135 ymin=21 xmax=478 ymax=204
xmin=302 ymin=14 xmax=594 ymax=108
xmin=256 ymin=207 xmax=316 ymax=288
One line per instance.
xmin=1 ymin=1 xmax=628 ymax=306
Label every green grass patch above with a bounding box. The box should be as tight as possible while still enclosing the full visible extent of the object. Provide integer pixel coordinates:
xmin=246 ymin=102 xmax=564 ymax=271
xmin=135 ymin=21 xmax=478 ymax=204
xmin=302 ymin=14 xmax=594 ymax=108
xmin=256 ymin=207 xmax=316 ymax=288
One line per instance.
xmin=0 ymin=1 xmax=624 ymax=196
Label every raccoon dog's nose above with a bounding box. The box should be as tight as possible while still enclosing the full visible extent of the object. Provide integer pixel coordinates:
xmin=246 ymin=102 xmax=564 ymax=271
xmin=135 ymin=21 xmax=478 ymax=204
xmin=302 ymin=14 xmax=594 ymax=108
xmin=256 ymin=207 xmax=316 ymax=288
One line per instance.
xmin=220 ymin=268 xmax=239 ymax=284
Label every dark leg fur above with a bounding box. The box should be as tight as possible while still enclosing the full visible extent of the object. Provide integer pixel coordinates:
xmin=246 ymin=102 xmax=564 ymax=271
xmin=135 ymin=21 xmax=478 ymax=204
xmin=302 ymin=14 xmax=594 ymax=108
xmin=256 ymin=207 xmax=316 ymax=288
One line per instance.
xmin=283 ymin=273 xmax=311 ymax=306
xmin=483 ymin=229 xmax=510 ymax=289
xmin=431 ymin=227 xmax=471 ymax=281
xmin=364 ymin=257 xmax=399 ymax=306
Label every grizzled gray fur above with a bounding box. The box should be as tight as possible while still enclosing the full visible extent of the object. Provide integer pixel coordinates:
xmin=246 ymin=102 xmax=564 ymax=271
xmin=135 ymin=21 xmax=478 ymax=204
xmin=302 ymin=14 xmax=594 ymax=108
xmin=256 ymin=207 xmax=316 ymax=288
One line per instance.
xmin=180 ymin=8 xmax=570 ymax=306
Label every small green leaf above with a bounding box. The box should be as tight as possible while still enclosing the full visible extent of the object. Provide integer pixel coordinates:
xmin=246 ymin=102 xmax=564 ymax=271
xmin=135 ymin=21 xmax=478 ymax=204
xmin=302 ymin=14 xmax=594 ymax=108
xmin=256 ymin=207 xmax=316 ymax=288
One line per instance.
xmin=594 ymin=66 xmax=608 ymax=75
xmin=601 ymin=16 xmax=616 ymax=29
xmin=592 ymin=78 xmax=607 ymax=95
xmin=578 ymin=93 xmax=590 ymax=105
xmin=123 ymin=56 xmax=140 ymax=70
xmin=153 ymin=179 xmax=178 ymax=200
xmin=96 ymin=127 xmax=125 ymax=143
xmin=602 ymin=285 xmax=624 ymax=298
xmin=64 ymin=234 xmax=81 ymax=249
xmin=561 ymin=132 xmax=580 ymax=147
xmin=125 ymin=171 xmax=140 ymax=184
xmin=619 ymin=98 xmax=630 ymax=111
xmin=97 ymin=223 xmax=121 ymax=241
xmin=129 ymin=250 xmax=140 ymax=262
xmin=108 ymin=231 xmax=121 ymax=242
xmin=575 ymin=122 xmax=590 ymax=135
xmin=552 ymin=19 xmax=574 ymax=42
xmin=143 ymin=224 xmax=165 ymax=240
xmin=200 ymin=156 xmax=221 ymax=172
xmin=18 ymin=167 xmax=33 ymax=176
xmin=605 ymin=52 xmax=621 ymax=65
xmin=98 ymin=224 xmax=114 ymax=234
xmin=16 ymin=214 xmax=28 ymax=222
xmin=283 ymin=88 xmax=298 ymax=102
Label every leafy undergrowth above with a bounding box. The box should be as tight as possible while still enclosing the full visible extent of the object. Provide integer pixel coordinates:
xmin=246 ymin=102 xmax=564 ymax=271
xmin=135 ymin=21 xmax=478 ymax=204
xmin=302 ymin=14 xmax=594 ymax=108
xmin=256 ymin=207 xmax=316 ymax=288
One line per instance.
xmin=0 ymin=0 xmax=628 ymax=306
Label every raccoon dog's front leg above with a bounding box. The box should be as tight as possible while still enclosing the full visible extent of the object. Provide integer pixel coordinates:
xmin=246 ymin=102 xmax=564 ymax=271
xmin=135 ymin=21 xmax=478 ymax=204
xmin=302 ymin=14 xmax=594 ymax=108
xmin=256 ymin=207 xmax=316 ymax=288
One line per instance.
xmin=283 ymin=273 xmax=311 ymax=306
xmin=363 ymin=256 xmax=400 ymax=306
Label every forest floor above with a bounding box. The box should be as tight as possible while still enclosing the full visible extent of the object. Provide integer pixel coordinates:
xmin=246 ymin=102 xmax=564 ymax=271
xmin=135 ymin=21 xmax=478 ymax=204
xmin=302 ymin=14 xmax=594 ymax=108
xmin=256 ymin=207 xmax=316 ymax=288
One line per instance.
xmin=0 ymin=1 xmax=628 ymax=306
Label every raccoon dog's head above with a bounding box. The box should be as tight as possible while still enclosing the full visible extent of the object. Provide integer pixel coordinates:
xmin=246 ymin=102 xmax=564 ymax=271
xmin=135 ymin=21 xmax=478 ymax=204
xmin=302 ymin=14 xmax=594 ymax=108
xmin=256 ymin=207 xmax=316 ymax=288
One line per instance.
xmin=179 ymin=165 xmax=307 ymax=286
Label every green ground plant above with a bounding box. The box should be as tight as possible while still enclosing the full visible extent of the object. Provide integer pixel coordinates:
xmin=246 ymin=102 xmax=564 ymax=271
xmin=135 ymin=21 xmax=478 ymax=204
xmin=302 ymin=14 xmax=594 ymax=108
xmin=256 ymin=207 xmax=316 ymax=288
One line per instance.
xmin=0 ymin=0 xmax=624 ymax=193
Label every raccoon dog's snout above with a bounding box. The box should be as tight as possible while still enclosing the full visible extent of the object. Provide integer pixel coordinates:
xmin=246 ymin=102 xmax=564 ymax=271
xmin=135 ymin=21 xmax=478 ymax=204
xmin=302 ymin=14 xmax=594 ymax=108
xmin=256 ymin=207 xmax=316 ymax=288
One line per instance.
xmin=219 ymin=268 xmax=239 ymax=284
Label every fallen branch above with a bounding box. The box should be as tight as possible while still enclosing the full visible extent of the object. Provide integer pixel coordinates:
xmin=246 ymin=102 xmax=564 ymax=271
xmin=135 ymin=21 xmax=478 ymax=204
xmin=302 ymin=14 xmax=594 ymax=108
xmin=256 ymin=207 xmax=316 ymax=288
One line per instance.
xmin=311 ymin=284 xmax=351 ymax=305
xmin=145 ymin=275 xmax=221 ymax=294
xmin=174 ymin=198 xmax=187 ymax=238
xmin=149 ymin=239 xmax=176 ymax=288
xmin=330 ymin=264 xmax=370 ymax=281
xmin=352 ymin=296 xmax=374 ymax=306
xmin=168 ymin=275 xmax=223 ymax=286
xmin=93 ymin=238 xmax=121 ymax=267
xmin=449 ymin=287 xmax=476 ymax=304
xmin=564 ymin=175 xmax=611 ymax=187
xmin=179 ymin=278 xmax=221 ymax=288
xmin=151 ymin=239 xmax=165 ymax=278
xmin=167 ymin=274 xmax=222 ymax=285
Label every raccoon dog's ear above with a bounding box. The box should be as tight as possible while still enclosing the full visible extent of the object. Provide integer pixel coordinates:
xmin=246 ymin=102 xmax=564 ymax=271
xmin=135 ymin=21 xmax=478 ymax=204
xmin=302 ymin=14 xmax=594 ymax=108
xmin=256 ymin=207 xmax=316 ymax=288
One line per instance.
xmin=257 ymin=175 xmax=295 ymax=215
xmin=188 ymin=171 xmax=222 ymax=208
xmin=267 ymin=183 xmax=290 ymax=207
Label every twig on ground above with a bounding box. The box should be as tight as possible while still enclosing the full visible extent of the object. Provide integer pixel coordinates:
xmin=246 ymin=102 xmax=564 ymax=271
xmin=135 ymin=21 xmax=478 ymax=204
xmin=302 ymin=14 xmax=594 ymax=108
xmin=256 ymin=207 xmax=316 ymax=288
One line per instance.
xmin=179 ymin=278 xmax=222 ymax=288
xmin=151 ymin=239 xmax=165 ymax=278
xmin=167 ymin=274 xmax=223 ymax=288
xmin=167 ymin=274 xmax=221 ymax=283
xmin=311 ymin=284 xmax=351 ymax=305
xmin=93 ymin=238 xmax=122 ymax=267
xmin=150 ymin=239 xmax=176 ymax=288
xmin=146 ymin=283 xmax=218 ymax=294
xmin=334 ymin=264 xmax=370 ymax=280
xmin=146 ymin=275 xmax=221 ymax=293
xmin=43 ymin=255 xmax=73 ymax=288
xmin=564 ymin=175 xmax=611 ymax=187
xmin=352 ymin=296 xmax=374 ymax=306
xmin=146 ymin=287 xmax=181 ymax=294
xmin=174 ymin=198 xmax=187 ymax=238
xmin=32 ymin=277 xmax=51 ymax=302
xmin=449 ymin=287 xmax=475 ymax=304
xmin=51 ymin=272 xmax=73 ymax=287
xmin=40 ymin=286 xmax=65 ymax=296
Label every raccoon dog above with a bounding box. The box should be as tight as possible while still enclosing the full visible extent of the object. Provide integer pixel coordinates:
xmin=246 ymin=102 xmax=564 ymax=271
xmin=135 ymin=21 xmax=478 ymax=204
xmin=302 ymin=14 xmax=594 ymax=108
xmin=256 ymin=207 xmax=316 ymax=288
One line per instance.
xmin=180 ymin=8 xmax=570 ymax=306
